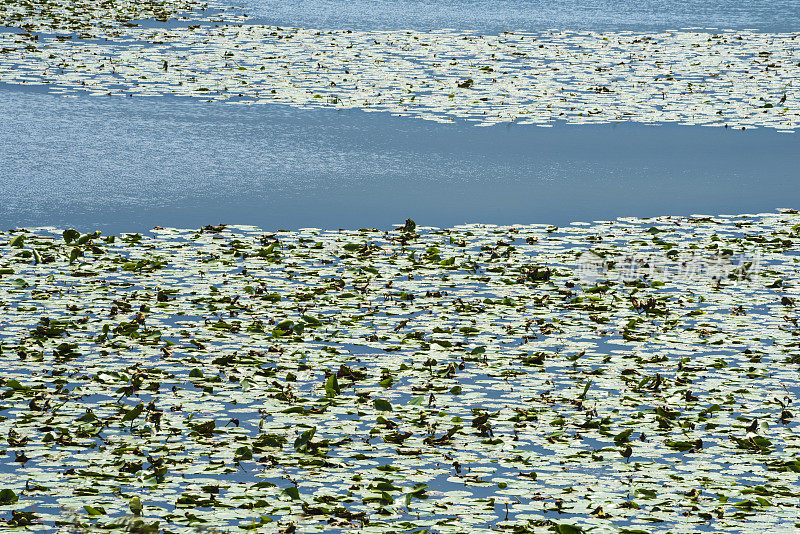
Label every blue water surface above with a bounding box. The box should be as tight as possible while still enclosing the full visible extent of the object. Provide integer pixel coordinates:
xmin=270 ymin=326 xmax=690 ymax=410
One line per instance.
xmin=1 ymin=89 xmax=797 ymax=234
xmin=236 ymin=0 xmax=800 ymax=33
xmin=1 ymin=0 xmax=799 ymax=233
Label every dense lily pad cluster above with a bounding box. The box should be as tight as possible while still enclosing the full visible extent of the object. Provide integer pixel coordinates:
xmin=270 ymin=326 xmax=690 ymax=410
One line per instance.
xmin=0 ymin=0 xmax=799 ymax=130
xmin=0 ymin=0 xmax=209 ymax=33
xmin=0 ymin=213 xmax=799 ymax=532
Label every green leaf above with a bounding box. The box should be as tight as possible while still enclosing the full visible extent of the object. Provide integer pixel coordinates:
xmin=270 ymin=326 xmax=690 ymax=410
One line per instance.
xmin=755 ymin=496 xmax=772 ymax=506
xmin=0 ymin=489 xmax=18 ymax=504
xmin=283 ymin=486 xmax=300 ymax=500
xmin=293 ymin=428 xmax=316 ymax=452
xmin=373 ymin=398 xmax=393 ymax=412
xmin=122 ymin=403 xmax=144 ymax=423
xmin=253 ymin=433 xmax=287 ymax=449
xmin=63 ymin=228 xmax=80 ymax=244
xmin=374 ymin=481 xmax=402 ymax=492
xmin=407 ymin=483 xmax=428 ymax=499
xmin=554 ymin=524 xmax=584 ymax=534
xmin=301 ymin=314 xmax=322 ymax=326
xmin=76 ymin=233 xmax=94 ymax=245
xmin=325 ymin=374 xmax=340 ymax=398
xmin=235 ymin=446 xmax=253 ymax=461
xmin=379 ymin=376 xmax=394 ymax=388
xmin=579 ymin=380 xmax=592 ymax=399
xmin=275 ymin=319 xmax=294 ymax=332
xmin=401 ymin=219 xmax=416 ymax=233
xmin=614 ymin=429 xmax=634 ymax=445
xmin=10 ymin=278 xmax=29 ymax=289
xmin=5 ymin=379 xmax=28 ymax=392
xmin=129 ymin=496 xmax=142 ymax=516
xmin=665 ymin=439 xmax=697 ymax=451
xmin=83 ymin=505 xmax=106 ymax=516
xmin=9 ymin=235 xmax=24 ymax=248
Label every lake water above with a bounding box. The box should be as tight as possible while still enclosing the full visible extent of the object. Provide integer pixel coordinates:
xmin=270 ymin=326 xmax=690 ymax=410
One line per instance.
xmin=1 ymin=0 xmax=798 ymax=232
xmin=238 ymin=0 xmax=800 ymax=33
xmin=1 ymin=89 xmax=798 ymax=234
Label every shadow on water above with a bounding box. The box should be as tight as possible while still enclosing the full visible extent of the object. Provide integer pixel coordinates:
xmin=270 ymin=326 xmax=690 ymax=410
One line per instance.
xmin=0 ymin=89 xmax=797 ymax=234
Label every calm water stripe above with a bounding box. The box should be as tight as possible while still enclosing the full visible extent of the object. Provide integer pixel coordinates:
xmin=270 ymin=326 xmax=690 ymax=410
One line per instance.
xmin=234 ymin=0 xmax=800 ymax=33
xmin=1 ymin=89 xmax=797 ymax=234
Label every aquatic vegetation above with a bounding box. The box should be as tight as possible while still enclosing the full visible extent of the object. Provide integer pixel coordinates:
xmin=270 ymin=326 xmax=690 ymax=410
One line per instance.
xmin=0 ymin=0 xmax=208 ymax=31
xmin=0 ymin=212 xmax=799 ymax=532
xmin=1 ymin=2 xmax=799 ymax=532
xmin=0 ymin=0 xmax=798 ymax=130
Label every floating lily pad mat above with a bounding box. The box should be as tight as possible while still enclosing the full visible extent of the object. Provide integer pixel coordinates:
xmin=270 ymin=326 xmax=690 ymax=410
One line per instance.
xmin=1 ymin=0 xmax=799 ymax=131
xmin=0 ymin=212 xmax=799 ymax=532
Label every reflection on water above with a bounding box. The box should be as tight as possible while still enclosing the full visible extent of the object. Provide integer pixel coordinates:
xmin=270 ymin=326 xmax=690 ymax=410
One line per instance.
xmin=1 ymin=89 xmax=798 ymax=234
